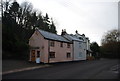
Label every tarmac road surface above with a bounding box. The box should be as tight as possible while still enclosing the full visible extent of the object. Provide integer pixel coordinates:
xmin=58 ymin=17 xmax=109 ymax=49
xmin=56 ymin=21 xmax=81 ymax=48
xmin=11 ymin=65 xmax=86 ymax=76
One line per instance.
xmin=2 ymin=58 xmax=119 ymax=79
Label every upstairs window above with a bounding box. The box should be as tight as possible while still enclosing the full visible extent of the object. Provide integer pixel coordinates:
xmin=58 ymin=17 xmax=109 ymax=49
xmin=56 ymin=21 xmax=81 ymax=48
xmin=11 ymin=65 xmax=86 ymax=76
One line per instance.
xmin=67 ymin=43 xmax=70 ymax=48
xmin=60 ymin=42 xmax=63 ymax=47
xmin=79 ymin=42 xmax=82 ymax=48
xmin=50 ymin=41 xmax=55 ymax=47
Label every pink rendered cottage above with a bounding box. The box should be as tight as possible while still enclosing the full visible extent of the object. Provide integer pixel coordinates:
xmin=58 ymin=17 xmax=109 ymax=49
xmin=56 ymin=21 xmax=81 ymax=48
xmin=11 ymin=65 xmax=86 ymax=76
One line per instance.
xmin=29 ymin=28 xmax=73 ymax=63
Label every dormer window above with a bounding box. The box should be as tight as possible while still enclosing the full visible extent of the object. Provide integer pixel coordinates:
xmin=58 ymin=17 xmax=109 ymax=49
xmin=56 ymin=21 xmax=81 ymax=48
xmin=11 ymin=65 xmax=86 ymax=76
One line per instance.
xmin=79 ymin=37 xmax=84 ymax=41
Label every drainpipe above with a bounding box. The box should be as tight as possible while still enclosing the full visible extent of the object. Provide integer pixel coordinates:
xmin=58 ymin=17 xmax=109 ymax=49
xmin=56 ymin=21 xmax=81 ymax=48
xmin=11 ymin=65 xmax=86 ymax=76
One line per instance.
xmin=29 ymin=50 xmax=31 ymax=61
xmin=72 ymin=41 xmax=74 ymax=61
xmin=48 ymin=40 xmax=50 ymax=63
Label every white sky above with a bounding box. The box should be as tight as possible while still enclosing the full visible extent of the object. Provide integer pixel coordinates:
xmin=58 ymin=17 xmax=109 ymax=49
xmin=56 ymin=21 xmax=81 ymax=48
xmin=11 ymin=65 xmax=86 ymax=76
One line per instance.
xmin=17 ymin=0 xmax=118 ymax=46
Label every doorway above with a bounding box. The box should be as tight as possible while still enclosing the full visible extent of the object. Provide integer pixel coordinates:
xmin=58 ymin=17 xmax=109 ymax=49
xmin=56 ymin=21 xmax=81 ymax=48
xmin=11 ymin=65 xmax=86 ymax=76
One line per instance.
xmin=31 ymin=50 xmax=35 ymax=62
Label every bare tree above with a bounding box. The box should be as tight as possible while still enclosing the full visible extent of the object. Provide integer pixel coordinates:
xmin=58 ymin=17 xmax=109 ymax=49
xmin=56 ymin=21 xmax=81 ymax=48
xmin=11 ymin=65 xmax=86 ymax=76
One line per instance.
xmin=101 ymin=29 xmax=119 ymax=58
xmin=18 ymin=1 xmax=33 ymax=27
xmin=101 ymin=29 xmax=119 ymax=45
xmin=1 ymin=0 xmax=13 ymax=16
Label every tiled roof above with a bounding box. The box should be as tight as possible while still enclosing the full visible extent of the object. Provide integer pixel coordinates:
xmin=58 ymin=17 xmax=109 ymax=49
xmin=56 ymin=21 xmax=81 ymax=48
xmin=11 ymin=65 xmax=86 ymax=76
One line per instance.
xmin=38 ymin=29 xmax=71 ymax=43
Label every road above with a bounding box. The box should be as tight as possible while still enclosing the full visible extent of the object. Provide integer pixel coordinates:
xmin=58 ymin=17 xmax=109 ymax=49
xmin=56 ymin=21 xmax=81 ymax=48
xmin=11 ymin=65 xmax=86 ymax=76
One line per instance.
xmin=2 ymin=58 xmax=119 ymax=79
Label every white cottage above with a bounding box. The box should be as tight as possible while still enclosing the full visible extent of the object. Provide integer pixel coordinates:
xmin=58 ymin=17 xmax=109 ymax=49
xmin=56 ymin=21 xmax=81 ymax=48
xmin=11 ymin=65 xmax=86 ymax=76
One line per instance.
xmin=61 ymin=30 xmax=86 ymax=61
xmin=75 ymin=31 xmax=92 ymax=58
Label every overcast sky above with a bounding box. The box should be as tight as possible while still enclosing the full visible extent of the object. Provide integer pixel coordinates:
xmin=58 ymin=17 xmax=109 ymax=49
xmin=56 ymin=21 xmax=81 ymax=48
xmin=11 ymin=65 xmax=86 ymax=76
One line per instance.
xmin=17 ymin=0 xmax=118 ymax=45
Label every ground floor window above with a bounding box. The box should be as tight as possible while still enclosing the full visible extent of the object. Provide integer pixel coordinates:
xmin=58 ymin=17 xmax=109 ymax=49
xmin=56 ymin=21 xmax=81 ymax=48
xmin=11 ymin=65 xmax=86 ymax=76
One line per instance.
xmin=79 ymin=52 xmax=82 ymax=57
xmin=66 ymin=52 xmax=71 ymax=58
xmin=49 ymin=52 xmax=55 ymax=58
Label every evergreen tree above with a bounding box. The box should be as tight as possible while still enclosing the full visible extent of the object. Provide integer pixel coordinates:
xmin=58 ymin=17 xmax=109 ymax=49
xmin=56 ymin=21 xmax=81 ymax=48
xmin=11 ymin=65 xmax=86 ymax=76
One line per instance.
xmin=36 ymin=13 xmax=44 ymax=29
xmin=2 ymin=0 xmax=57 ymax=59
xmin=50 ymin=20 xmax=57 ymax=34
xmin=90 ymin=42 xmax=100 ymax=59
xmin=43 ymin=13 xmax=50 ymax=31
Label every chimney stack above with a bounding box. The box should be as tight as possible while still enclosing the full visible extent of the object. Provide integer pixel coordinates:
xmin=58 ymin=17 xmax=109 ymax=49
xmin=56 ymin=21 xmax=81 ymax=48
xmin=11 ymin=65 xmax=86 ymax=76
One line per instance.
xmin=75 ymin=30 xmax=78 ymax=34
xmin=61 ymin=29 xmax=67 ymax=35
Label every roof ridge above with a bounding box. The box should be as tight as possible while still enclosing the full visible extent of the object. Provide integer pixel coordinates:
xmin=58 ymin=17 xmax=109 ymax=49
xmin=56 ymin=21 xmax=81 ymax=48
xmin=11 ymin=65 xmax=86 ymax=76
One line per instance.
xmin=37 ymin=28 xmax=71 ymax=43
xmin=39 ymin=29 xmax=62 ymax=36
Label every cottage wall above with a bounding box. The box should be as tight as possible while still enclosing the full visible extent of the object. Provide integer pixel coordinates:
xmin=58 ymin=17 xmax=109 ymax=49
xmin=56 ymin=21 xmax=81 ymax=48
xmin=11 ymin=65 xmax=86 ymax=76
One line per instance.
xmin=29 ymin=30 xmax=73 ymax=63
xmin=74 ymin=34 xmax=87 ymax=60
xmin=43 ymin=39 xmax=49 ymax=63
xmin=49 ymin=41 xmax=73 ymax=63
xmin=29 ymin=30 xmax=48 ymax=63
xmin=73 ymin=41 xmax=86 ymax=60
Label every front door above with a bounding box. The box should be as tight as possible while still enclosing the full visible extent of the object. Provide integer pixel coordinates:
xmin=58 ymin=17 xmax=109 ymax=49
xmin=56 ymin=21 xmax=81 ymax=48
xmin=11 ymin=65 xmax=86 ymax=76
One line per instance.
xmin=31 ymin=50 xmax=35 ymax=62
